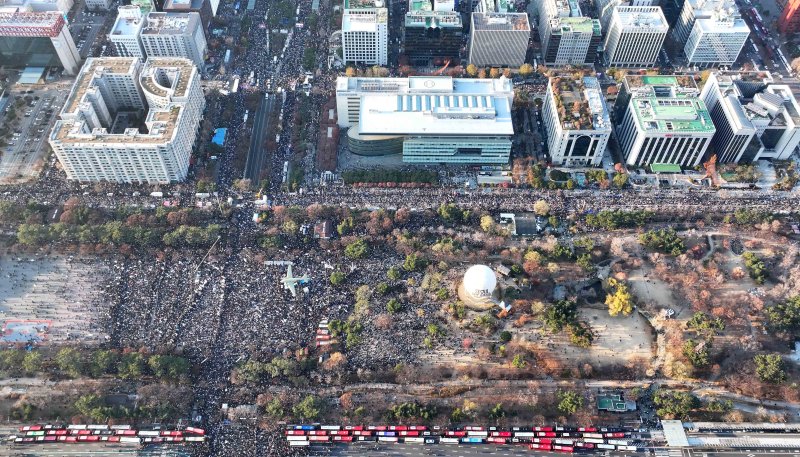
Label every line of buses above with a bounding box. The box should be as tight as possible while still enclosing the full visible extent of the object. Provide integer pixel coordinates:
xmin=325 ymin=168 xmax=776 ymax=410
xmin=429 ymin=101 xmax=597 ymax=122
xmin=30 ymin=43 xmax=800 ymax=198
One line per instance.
xmin=10 ymin=424 xmax=206 ymax=446
xmin=284 ymin=424 xmax=643 ymax=451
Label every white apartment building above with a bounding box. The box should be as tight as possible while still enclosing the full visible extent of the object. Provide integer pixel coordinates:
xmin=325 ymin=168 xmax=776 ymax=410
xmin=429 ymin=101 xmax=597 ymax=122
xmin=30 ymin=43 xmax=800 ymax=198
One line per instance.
xmin=542 ymin=75 xmax=611 ymax=166
xmin=140 ymin=12 xmax=206 ymax=67
xmin=701 ymin=71 xmax=800 ymax=163
xmin=341 ymin=0 xmax=388 ymax=65
xmin=604 ymin=6 xmax=667 ymax=68
xmin=680 ymin=0 xmax=749 ymax=66
xmin=109 ymin=5 xmax=146 ymax=58
xmin=49 ymin=57 xmax=206 ymax=183
xmin=616 ymin=74 xmax=716 ymax=167
xmin=84 ymin=0 xmax=111 ymax=10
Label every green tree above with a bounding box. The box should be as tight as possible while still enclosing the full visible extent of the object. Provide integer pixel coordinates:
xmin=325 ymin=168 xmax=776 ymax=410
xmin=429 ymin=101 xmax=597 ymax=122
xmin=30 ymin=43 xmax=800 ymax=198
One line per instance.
xmin=742 ymin=252 xmax=767 ymax=284
xmin=403 ymin=253 xmax=422 ymax=272
xmin=612 ymin=172 xmax=629 ymax=188
xmin=22 ymin=351 xmax=42 ymax=374
xmin=344 ymin=239 xmax=368 ymax=259
xmin=89 ymin=350 xmax=118 ymax=377
xmin=387 ymin=266 xmax=401 ymax=281
xmin=118 ymin=352 xmax=146 ymax=380
xmin=511 ymin=354 xmax=527 ymax=368
xmin=437 ymin=203 xmax=462 ymax=223
xmin=557 ymin=390 xmax=584 ymax=415
xmin=375 ymin=282 xmax=389 ymax=295
xmin=605 ymin=278 xmax=634 ymax=316
xmin=576 ymin=253 xmax=594 ymax=272
xmin=386 ymin=298 xmax=402 ymax=314
xmin=450 ymin=407 xmax=467 ymax=422
xmin=480 ymin=215 xmax=495 ymax=233
xmin=543 ymin=300 xmax=578 ymax=333
xmin=639 ymin=228 xmax=686 ymax=255
xmin=292 ymin=395 xmax=322 ymax=420
xmin=427 ymin=323 xmax=445 ymax=338
xmin=754 ymin=353 xmax=787 ymax=383
xmin=55 ymin=347 xmax=84 ymax=378
xmin=488 ymin=403 xmax=505 ymax=420
xmin=148 ymin=355 xmax=189 ymax=380
xmin=683 ymin=339 xmax=711 ymax=368
xmin=653 ymin=389 xmax=700 ymax=419
xmin=264 ymin=398 xmax=284 ymax=418
xmin=330 ymin=270 xmax=345 ymax=286
xmin=766 ymin=296 xmax=800 ymax=334
xmin=337 ymin=217 xmax=355 ymax=235
xmin=74 ymin=394 xmax=107 ymax=422
xmin=499 ymin=330 xmax=512 ymax=343
xmin=686 ymin=312 xmax=725 ymax=334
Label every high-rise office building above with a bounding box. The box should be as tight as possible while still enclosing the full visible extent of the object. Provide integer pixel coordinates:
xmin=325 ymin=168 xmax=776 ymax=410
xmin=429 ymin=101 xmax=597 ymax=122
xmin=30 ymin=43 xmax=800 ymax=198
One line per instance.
xmin=615 ymin=75 xmax=715 ymax=167
xmin=468 ymin=12 xmax=530 ymax=67
xmin=0 ymin=0 xmax=73 ymax=13
xmin=403 ymin=0 xmax=462 ymax=66
xmin=49 ymin=57 xmax=205 ymax=183
xmin=701 ymin=71 xmax=800 ymax=163
xmin=109 ymin=5 xmax=147 ymax=57
xmin=336 ymin=76 xmax=514 ymax=164
xmin=779 ymin=0 xmax=800 ymax=34
xmin=539 ymin=0 xmax=600 ymax=66
xmin=674 ymin=0 xmax=749 ymax=67
xmin=542 ymin=75 xmax=611 ymax=166
xmin=140 ymin=12 xmax=206 ymax=67
xmin=85 ymin=0 xmax=112 ymax=10
xmin=0 ymin=11 xmax=81 ymax=74
xmin=603 ymin=6 xmax=667 ymax=68
xmin=160 ymin=0 xmax=212 ymax=29
xmin=341 ymin=0 xmax=388 ymax=65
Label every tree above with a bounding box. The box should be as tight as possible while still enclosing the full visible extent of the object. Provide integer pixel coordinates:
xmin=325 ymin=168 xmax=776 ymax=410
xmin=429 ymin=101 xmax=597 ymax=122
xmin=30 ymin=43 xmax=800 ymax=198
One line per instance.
xmin=89 ymin=350 xmax=118 ymax=377
xmin=686 ymin=312 xmax=725 ymax=335
xmin=466 ymin=64 xmax=478 ymax=77
xmin=499 ymin=330 xmax=512 ymax=343
xmin=403 ymin=253 xmax=421 ymax=272
xmin=387 ymin=266 xmax=401 ymax=281
xmin=511 ymin=354 xmax=527 ymax=368
xmin=605 ymin=278 xmax=633 ymax=316
xmin=576 ymin=253 xmax=594 ymax=273
xmin=653 ymin=389 xmax=700 ymax=419
xmin=612 ymin=172 xmax=628 ymax=188
xmin=742 ymin=252 xmax=767 ymax=284
xmin=792 ymin=57 xmax=800 ymax=75
xmin=543 ymin=300 xmax=578 ymax=333
xmin=292 ymin=395 xmax=322 ymax=420
xmin=330 ymin=270 xmax=345 ymax=286
xmin=533 ymin=200 xmax=550 ymax=216
xmin=489 ymin=67 xmax=500 ymax=78
xmin=488 ymin=403 xmax=505 ymax=420
xmin=386 ymin=298 xmax=402 ymax=314
xmin=766 ymin=296 xmax=800 ymax=334
xmin=55 ymin=347 xmax=84 ymax=378
xmin=118 ymin=353 xmax=146 ymax=380
xmin=148 ymin=355 xmax=189 ymax=380
xmin=264 ymin=398 xmax=284 ymax=418
xmin=480 ymin=215 xmax=495 ymax=233
xmin=344 ymin=239 xmax=368 ymax=259
xmin=683 ymin=339 xmax=710 ymax=368
xmin=639 ymin=228 xmax=686 ymax=255
xmin=478 ymin=68 xmax=487 ymax=78
xmin=519 ymin=63 xmax=534 ymax=77
xmin=22 ymin=351 xmax=42 ymax=374
xmin=438 ymin=203 xmax=462 ymax=222
xmin=557 ymin=391 xmax=584 ymax=415
xmin=754 ymin=353 xmax=787 ymax=383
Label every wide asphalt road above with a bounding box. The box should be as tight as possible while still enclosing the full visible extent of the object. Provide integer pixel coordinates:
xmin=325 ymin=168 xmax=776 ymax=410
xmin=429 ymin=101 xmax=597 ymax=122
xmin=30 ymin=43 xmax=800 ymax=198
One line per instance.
xmin=243 ymin=93 xmax=276 ymax=183
xmin=311 ymin=445 xmax=800 ymax=457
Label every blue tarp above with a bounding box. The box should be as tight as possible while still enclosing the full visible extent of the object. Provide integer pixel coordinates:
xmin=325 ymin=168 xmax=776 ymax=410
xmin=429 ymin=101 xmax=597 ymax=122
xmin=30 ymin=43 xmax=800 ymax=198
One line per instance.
xmin=213 ymin=128 xmax=227 ymax=146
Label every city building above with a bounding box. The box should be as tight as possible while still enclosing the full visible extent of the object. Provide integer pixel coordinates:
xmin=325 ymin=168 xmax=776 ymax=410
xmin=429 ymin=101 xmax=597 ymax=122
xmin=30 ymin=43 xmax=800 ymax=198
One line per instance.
xmin=49 ymin=57 xmax=206 ymax=183
xmin=594 ymin=0 xmax=655 ymax=31
xmin=468 ymin=12 xmax=530 ymax=67
xmin=341 ymin=0 xmax=388 ymax=65
xmin=160 ymin=0 xmax=212 ymax=29
xmin=615 ymin=75 xmax=715 ymax=167
xmin=0 ymin=0 xmax=73 ymax=13
xmin=110 ymin=5 xmax=147 ymax=58
xmin=403 ymin=0 xmax=462 ymax=66
xmin=85 ymin=0 xmax=112 ymax=9
xmin=542 ymin=75 xmax=611 ymax=166
xmin=140 ymin=12 xmax=206 ymax=67
xmin=336 ymin=76 xmax=514 ymax=164
xmin=603 ymin=6 xmax=667 ymax=68
xmin=0 ymin=11 xmax=81 ymax=74
xmin=779 ymin=0 xmax=800 ymax=34
xmin=674 ymin=0 xmax=749 ymax=67
xmin=701 ymin=71 xmax=800 ymax=163
xmin=539 ymin=0 xmax=600 ymax=65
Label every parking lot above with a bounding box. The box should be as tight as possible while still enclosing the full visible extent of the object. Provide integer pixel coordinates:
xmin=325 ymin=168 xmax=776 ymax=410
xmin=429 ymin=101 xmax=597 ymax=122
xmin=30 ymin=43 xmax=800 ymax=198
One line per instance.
xmin=0 ymin=86 xmax=68 ymax=184
xmin=68 ymin=2 xmax=116 ymax=59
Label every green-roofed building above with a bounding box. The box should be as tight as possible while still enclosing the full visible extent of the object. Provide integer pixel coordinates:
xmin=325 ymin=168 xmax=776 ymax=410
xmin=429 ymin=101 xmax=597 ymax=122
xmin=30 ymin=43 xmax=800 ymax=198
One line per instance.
xmin=616 ymin=74 xmax=716 ymax=167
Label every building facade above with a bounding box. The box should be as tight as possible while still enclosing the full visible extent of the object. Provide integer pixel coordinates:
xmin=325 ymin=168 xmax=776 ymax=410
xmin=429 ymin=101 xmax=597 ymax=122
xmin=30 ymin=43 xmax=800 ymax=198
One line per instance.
xmin=616 ymin=75 xmax=715 ymax=167
xmin=468 ymin=12 xmax=530 ymax=67
xmin=779 ymin=0 xmax=800 ymax=34
xmin=336 ymin=76 xmax=514 ymax=164
xmin=160 ymin=0 xmax=212 ymax=29
xmin=110 ymin=5 xmax=146 ymax=57
xmin=543 ymin=75 xmax=611 ymax=166
xmin=701 ymin=71 xmax=800 ymax=163
xmin=341 ymin=0 xmax=388 ymax=65
xmin=404 ymin=0 xmax=462 ymax=66
xmin=603 ymin=6 xmax=667 ymax=68
xmin=542 ymin=16 xmax=600 ymax=65
xmin=140 ymin=12 xmax=206 ymax=67
xmin=84 ymin=0 xmax=112 ymax=10
xmin=0 ymin=11 xmax=80 ymax=74
xmin=49 ymin=57 xmax=205 ymax=183
xmin=0 ymin=0 xmax=73 ymax=13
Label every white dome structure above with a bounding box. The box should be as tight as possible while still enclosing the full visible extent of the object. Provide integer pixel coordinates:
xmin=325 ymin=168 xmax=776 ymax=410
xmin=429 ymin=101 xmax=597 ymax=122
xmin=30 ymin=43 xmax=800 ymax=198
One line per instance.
xmin=463 ymin=264 xmax=497 ymax=301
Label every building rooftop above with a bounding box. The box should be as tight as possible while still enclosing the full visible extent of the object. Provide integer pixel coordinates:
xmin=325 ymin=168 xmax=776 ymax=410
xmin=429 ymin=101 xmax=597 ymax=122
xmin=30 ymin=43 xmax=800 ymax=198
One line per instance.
xmin=471 ymin=12 xmax=530 ymax=31
xmin=342 ymin=7 xmax=387 ymax=30
xmin=631 ymin=96 xmax=714 ymax=134
xmin=0 ymin=11 xmax=64 ymax=36
xmin=339 ymin=76 xmax=514 ymax=136
xmin=55 ymin=57 xmax=197 ymax=145
xmin=344 ymin=0 xmax=384 ymax=8
xmin=406 ymin=10 xmax=461 ymax=27
xmin=111 ymin=15 xmax=143 ymax=35
xmin=614 ymin=6 xmax=667 ymax=29
xmin=550 ymin=75 xmax=610 ymax=131
xmin=163 ymin=0 xmax=205 ymax=10
xmin=625 ymin=75 xmax=699 ymax=96
xmin=142 ymin=12 xmax=199 ymax=34
xmin=409 ymin=0 xmax=432 ymax=11
xmin=696 ymin=14 xmax=749 ymax=32
xmin=552 ymin=16 xmax=601 ymax=35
